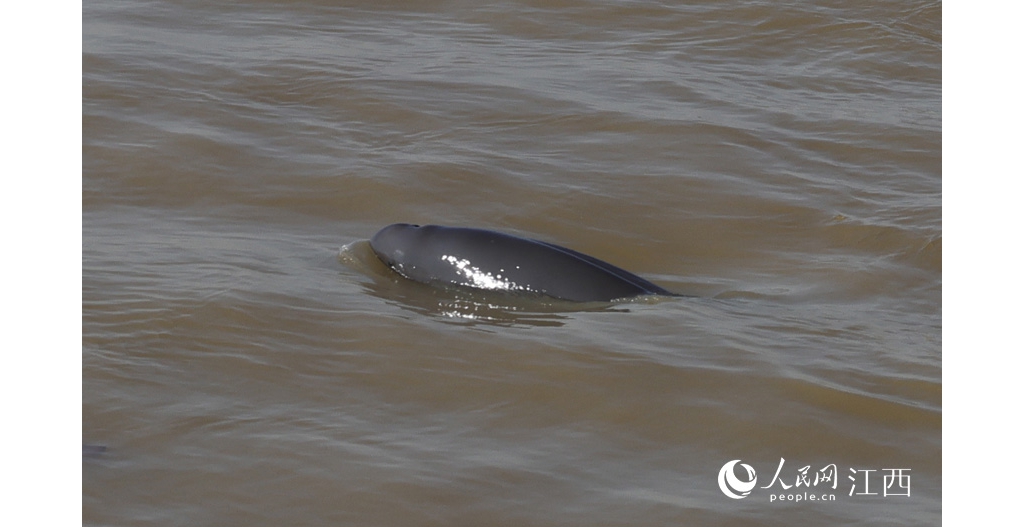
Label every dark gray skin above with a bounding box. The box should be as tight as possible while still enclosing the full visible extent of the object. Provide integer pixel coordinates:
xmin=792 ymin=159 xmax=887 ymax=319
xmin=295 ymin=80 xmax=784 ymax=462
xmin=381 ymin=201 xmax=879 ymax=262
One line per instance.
xmin=369 ymin=224 xmax=675 ymax=302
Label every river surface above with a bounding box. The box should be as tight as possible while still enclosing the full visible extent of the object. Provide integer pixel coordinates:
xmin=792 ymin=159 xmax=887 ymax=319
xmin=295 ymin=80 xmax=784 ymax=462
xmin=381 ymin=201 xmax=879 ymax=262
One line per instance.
xmin=83 ymin=0 xmax=941 ymax=524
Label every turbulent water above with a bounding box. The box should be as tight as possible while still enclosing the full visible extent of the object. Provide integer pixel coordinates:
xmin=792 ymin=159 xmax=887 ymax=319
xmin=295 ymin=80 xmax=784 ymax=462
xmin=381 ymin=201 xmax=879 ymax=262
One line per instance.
xmin=83 ymin=0 xmax=941 ymax=525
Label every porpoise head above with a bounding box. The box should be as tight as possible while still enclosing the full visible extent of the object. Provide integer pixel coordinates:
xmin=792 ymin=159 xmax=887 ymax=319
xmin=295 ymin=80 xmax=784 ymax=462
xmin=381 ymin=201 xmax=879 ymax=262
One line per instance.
xmin=369 ymin=223 xmax=422 ymax=271
xmin=369 ymin=223 xmax=525 ymax=291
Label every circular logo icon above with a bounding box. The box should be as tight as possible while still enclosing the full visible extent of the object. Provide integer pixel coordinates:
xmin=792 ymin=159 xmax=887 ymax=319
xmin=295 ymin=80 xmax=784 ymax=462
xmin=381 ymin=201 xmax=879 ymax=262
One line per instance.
xmin=718 ymin=460 xmax=757 ymax=499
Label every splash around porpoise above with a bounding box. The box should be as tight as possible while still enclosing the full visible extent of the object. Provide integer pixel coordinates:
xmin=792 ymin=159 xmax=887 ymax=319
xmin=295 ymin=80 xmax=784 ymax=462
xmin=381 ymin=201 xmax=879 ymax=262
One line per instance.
xmin=369 ymin=224 xmax=677 ymax=302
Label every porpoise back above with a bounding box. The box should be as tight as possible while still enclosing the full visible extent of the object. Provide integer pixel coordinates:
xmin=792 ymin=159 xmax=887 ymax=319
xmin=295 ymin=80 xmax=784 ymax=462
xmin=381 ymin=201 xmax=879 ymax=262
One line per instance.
xmin=369 ymin=224 xmax=675 ymax=302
